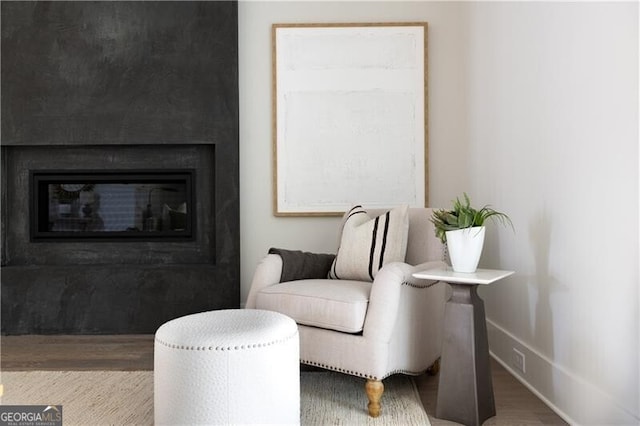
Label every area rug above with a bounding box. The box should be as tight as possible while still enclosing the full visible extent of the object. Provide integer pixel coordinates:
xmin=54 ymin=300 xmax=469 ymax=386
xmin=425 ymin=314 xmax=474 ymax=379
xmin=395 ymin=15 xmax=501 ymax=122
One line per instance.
xmin=0 ymin=370 xmax=430 ymax=425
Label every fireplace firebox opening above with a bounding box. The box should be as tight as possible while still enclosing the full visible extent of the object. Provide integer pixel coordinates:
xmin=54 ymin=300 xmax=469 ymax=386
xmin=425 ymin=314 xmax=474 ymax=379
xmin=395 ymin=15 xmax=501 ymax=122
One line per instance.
xmin=30 ymin=170 xmax=195 ymax=242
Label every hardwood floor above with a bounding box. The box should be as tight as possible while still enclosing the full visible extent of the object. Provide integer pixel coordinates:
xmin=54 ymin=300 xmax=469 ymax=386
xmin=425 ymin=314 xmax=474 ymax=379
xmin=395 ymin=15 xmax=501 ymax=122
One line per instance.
xmin=415 ymin=360 xmax=567 ymax=425
xmin=1 ymin=335 xmax=567 ymax=425
xmin=1 ymin=335 xmax=154 ymax=371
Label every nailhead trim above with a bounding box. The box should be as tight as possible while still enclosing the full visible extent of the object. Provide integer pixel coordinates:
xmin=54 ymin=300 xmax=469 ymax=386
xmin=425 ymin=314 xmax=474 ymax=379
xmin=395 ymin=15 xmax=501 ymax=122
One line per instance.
xmin=300 ymin=360 xmax=428 ymax=381
xmin=402 ymin=280 xmax=440 ymax=289
xmin=155 ymin=330 xmax=298 ymax=352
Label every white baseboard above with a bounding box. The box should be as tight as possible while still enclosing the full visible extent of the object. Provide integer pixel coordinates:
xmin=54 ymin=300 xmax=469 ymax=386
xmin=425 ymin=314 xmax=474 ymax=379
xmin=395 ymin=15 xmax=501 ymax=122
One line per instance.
xmin=487 ymin=319 xmax=639 ymax=425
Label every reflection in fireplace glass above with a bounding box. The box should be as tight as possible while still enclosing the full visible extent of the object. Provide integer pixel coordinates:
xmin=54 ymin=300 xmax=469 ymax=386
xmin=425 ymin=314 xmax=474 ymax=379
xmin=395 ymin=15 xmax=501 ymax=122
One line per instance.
xmin=31 ymin=171 xmax=194 ymax=241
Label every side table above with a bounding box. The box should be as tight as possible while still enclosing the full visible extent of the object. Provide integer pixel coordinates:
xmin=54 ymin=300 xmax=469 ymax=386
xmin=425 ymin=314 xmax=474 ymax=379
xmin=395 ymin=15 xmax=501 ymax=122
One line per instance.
xmin=413 ymin=268 xmax=514 ymax=426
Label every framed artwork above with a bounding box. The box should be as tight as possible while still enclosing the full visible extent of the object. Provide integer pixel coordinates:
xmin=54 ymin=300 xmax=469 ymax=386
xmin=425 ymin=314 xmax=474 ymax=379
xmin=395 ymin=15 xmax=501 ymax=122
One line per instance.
xmin=272 ymin=22 xmax=428 ymax=216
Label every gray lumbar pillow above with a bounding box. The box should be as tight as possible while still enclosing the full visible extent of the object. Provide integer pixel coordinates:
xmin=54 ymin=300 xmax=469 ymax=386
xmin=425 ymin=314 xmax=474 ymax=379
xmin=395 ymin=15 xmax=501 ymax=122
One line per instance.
xmin=328 ymin=204 xmax=409 ymax=282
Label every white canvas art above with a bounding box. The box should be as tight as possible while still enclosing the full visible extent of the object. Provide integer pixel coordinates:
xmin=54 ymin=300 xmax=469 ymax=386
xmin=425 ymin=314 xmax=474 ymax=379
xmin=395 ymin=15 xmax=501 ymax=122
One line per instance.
xmin=273 ymin=23 xmax=428 ymax=215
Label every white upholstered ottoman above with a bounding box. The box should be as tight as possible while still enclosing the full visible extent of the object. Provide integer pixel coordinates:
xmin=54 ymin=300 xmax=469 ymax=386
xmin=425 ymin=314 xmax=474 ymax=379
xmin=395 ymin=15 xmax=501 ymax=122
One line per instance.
xmin=154 ymin=309 xmax=300 ymax=425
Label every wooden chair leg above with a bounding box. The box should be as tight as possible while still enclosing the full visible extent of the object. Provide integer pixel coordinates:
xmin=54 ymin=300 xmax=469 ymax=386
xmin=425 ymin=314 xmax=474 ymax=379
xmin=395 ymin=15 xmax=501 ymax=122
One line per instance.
xmin=365 ymin=379 xmax=384 ymax=417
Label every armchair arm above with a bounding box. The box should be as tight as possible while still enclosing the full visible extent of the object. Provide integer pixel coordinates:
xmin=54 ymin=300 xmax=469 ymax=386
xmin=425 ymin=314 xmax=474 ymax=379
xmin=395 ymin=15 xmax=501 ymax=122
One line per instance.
xmin=245 ymin=254 xmax=283 ymax=309
xmin=363 ymin=260 xmax=446 ymax=341
xmin=245 ymin=249 xmax=336 ymax=308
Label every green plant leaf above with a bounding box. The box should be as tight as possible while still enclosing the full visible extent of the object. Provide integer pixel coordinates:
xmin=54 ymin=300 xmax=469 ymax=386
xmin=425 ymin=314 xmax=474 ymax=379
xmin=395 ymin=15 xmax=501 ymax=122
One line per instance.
xmin=430 ymin=193 xmax=514 ymax=243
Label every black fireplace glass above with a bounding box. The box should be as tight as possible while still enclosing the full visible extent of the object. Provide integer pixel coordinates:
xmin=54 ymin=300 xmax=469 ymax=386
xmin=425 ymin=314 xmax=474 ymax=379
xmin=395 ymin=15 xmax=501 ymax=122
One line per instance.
xmin=30 ymin=170 xmax=195 ymax=241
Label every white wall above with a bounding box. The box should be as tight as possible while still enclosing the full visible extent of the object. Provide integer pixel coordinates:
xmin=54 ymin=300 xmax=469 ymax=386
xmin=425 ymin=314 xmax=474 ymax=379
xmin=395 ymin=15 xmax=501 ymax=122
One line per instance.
xmin=466 ymin=3 xmax=639 ymax=424
xmin=239 ymin=1 xmax=639 ymax=424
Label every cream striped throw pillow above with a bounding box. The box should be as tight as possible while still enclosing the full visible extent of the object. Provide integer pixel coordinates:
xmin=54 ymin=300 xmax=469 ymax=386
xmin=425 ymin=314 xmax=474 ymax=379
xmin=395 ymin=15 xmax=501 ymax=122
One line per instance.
xmin=328 ymin=204 xmax=409 ymax=282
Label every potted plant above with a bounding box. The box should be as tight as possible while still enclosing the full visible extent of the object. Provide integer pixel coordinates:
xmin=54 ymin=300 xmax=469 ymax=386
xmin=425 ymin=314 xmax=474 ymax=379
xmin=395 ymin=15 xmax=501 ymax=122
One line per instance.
xmin=430 ymin=193 xmax=513 ymax=273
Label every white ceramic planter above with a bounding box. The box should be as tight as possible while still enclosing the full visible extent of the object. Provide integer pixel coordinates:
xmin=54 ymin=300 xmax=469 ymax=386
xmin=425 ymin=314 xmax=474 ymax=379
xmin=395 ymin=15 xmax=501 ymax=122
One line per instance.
xmin=446 ymin=226 xmax=486 ymax=273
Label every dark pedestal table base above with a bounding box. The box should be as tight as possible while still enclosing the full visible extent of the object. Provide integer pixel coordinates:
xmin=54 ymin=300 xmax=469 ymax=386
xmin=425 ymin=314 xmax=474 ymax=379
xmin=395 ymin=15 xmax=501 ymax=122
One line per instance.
xmin=436 ymin=283 xmax=495 ymax=426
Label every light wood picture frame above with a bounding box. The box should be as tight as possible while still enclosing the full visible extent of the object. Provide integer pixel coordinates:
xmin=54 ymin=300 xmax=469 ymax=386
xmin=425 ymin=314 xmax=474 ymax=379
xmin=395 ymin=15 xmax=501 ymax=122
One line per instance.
xmin=273 ymin=22 xmax=428 ymax=216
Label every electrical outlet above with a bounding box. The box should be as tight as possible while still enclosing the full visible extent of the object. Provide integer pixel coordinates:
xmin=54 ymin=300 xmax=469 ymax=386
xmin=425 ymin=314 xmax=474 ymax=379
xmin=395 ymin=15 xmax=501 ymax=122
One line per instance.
xmin=512 ymin=348 xmax=526 ymax=374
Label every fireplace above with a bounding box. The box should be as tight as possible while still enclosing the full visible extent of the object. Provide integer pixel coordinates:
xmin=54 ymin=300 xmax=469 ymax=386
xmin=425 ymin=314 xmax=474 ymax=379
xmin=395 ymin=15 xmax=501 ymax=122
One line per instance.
xmin=1 ymin=143 xmax=235 ymax=334
xmin=1 ymin=1 xmax=239 ymax=334
xmin=30 ymin=170 xmax=195 ymax=242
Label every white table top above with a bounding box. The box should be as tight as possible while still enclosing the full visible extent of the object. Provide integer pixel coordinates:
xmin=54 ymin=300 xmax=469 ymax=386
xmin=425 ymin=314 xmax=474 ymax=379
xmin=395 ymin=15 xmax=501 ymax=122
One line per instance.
xmin=413 ymin=267 xmax=514 ymax=285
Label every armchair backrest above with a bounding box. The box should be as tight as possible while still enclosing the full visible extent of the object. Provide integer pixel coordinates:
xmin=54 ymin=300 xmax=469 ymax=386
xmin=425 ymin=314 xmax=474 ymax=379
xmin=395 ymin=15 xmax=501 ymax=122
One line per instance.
xmin=405 ymin=208 xmax=445 ymax=265
xmin=343 ymin=207 xmax=444 ymax=266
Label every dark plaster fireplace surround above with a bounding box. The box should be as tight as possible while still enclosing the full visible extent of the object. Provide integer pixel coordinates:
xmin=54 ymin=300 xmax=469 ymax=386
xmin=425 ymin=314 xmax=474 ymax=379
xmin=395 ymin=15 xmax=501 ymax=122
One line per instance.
xmin=1 ymin=2 xmax=240 ymax=334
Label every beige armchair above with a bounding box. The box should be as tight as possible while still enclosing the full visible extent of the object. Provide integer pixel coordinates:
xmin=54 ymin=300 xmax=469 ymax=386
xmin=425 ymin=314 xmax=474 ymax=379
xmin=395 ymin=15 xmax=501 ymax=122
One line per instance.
xmin=246 ymin=207 xmax=447 ymax=417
